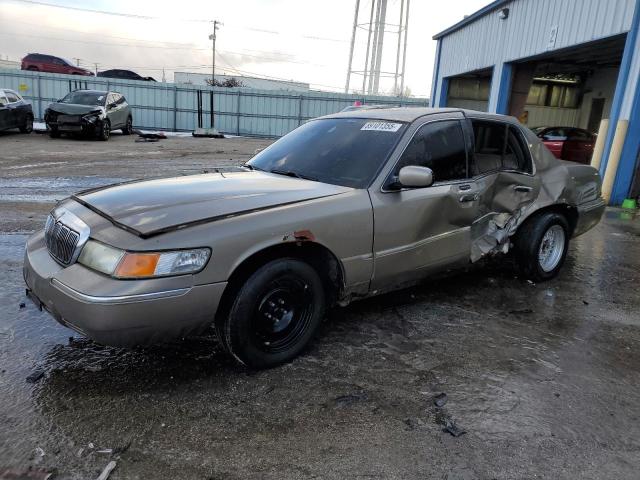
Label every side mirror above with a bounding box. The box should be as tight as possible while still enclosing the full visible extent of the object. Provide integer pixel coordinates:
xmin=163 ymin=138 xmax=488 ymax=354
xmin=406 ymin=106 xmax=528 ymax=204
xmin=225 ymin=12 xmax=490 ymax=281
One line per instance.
xmin=396 ymin=166 xmax=434 ymax=189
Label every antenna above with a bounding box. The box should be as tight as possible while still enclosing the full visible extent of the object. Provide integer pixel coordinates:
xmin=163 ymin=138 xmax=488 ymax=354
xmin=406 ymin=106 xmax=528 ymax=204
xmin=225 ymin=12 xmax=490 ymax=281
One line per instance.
xmin=345 ymin=0 xmax=410 ymax=95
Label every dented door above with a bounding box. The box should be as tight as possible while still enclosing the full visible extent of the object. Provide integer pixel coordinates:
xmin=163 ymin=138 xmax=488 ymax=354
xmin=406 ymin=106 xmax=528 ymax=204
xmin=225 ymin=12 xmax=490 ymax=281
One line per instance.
xmin=369 ymin=118 xmax=477 ymax=289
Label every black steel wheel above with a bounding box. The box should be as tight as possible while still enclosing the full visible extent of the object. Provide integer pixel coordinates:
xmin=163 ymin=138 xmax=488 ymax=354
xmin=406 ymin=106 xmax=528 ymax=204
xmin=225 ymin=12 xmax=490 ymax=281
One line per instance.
xmin=216 ymin=258 xmax=325 ymax=368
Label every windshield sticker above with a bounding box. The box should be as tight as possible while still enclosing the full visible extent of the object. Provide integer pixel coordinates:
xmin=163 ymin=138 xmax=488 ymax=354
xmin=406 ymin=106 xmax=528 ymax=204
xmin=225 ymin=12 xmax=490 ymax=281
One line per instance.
xmin=361 ymin=121 xmax=402 ymax=132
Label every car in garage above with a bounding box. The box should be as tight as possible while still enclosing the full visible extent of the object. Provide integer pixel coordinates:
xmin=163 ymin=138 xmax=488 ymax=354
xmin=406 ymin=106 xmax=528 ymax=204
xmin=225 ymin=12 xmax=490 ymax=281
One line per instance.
xmin=0 ymin=88 xmax=33 ymax=133
xmin=44 ymin=90 xmax=133 ymax=140
xmin=21 ymin=53 xmax=94 ymax=76
xmin=532 ymin=126 xmax=596 ymax=165
xmin=24 ymin=108 xmax=605 ymax=368
xmin=97 ymin=69 xmax=156 ymax=82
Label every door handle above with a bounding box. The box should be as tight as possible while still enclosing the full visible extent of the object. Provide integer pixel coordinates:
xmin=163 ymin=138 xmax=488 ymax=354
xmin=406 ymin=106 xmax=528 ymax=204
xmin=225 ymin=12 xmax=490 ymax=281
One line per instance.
xmin=514 ymin=185 xmax=533 ymax=192
xmin=458 ymin=184 xmax=471 ymax=191
xmin=459 ymin=193 xmax=478 ymax=203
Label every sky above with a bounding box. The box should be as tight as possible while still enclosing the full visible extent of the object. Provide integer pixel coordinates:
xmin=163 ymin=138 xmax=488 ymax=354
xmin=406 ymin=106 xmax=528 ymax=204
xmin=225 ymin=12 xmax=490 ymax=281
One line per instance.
xmin=0 ymin=0 xmax=489 ymax=98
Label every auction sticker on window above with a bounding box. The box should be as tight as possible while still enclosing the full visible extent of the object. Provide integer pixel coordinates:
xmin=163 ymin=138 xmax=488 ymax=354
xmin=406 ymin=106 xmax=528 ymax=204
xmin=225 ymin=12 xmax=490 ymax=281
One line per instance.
xmin=361 ymin=121 xmax=403 ymax=132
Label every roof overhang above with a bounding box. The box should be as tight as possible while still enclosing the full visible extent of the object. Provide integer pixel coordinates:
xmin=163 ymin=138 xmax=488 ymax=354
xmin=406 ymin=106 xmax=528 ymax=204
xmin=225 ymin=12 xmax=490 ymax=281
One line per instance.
xmin=433 ymin=0 xmax=511 ymax=40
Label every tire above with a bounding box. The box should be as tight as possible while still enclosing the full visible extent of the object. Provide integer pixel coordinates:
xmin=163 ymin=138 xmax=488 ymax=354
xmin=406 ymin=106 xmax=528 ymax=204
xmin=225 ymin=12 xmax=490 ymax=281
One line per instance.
xmin=48 ymin=126 xmax=60 ymax=138
xmin=122 ymin=116 xmax=132 ymax=135
xmin=216 ymin=258 xmax=326 ymax=369
xmin=19 ymin=114 xmax=33 ymax=134
xmin=98 ymin=119 xmax=110 ymax=141
xmin=514 ymin=212 xmax=570 ymax=282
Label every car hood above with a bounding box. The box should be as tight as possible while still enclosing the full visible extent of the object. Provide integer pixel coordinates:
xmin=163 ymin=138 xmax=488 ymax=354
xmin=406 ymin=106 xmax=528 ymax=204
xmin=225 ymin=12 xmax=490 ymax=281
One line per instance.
xmin=47 ymin=103 xmax=105 ymax=115
xmin=73 ymin=170 xmax=353 ymax=237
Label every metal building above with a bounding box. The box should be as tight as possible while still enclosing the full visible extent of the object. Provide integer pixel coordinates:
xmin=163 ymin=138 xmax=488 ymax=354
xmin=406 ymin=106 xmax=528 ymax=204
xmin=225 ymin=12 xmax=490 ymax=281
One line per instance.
xmin=430 ymin=0 xmax=640 ymax=205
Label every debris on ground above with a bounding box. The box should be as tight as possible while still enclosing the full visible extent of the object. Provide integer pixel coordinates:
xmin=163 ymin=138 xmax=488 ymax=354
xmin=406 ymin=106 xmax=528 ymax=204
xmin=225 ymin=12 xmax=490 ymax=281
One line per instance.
xmin=0 ymin=468 xmax=54 ymax=479
xmin=18 ymin=302 xmax=25 ymax=309
xmin=334 ymin=391 xmax=368 ymax=407
xmin=96 ymin=461 xmax=117 ymax=480
xmin=26 ymin=370 xmax=44 ymax=383
xmin=433 ymin=393 xmax=448 ymax=408
xmin=133 ymin=129 xmax=167 ymax=142
xmin=403 ymin=417 xmax=420 ymax=430
xmin=442 ymin=418 xmax=467 ymax=437
xmin=192 ymin=127 xmax=224 ymax=138
xmin=509 ymin=308 xmax=534 ymax=314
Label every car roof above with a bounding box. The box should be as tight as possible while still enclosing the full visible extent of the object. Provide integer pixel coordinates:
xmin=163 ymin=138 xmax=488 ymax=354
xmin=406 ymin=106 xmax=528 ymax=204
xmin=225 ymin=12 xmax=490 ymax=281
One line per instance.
xmin=321 ymin=107 xmax=520 ymax=125
xmin=70 ymin=89 xmax=109 ymax=95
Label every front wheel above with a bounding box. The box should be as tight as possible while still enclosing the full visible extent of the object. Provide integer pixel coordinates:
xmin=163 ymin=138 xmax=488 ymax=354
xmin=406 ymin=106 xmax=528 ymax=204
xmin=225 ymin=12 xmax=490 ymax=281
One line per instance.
xmin=48 ymin=125 xmax=60 ymax=138
xmin=514 ymin=212 xmax=570 ymax=282
xmin=216 ymin=258 xmax=326 ymax=369
xmin=98 ymin=120 xmax=110 ymax=141
xmin=20 ymin=114 xmax=33 ymax=133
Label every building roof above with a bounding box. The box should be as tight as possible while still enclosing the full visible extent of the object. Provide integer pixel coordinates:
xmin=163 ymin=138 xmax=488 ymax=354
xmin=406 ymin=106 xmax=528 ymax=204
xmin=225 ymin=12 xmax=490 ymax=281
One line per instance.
xmin=433 ymin=0 xmax=510 ymax=40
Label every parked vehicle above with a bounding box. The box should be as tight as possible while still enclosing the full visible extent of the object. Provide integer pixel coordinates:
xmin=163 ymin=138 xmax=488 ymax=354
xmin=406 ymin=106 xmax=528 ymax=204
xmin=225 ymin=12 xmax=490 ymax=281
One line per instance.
xmin=44 ymin=90 xmax=132 ymax=140
xmin=21 ymin=53 xmax=93 ymax=76
xmin=97 ymin=69 xmax=156 ymax=82
xmin=532 ymin=126 xmax=596 ymax=165
xmin=24 ymin=108 xmax=605 ymax=368
xmin=0 ymin=89 xmax=33 ymax=133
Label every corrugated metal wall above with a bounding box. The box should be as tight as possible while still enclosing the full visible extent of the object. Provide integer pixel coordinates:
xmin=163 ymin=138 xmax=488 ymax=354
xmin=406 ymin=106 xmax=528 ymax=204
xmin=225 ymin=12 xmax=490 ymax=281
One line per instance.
xmin=526 ymin=106 xmax=580 ymax=128
xmin=0 ymin=69 xmax=427 ymax=138
xmin=437 ymin=0 xmax=636 ymax=80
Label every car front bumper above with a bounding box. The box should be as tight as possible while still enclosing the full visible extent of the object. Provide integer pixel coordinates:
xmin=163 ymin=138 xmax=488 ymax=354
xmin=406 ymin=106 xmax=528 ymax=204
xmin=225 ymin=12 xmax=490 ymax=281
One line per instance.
xmin=23 ymin=230 xmax=227 ymax=347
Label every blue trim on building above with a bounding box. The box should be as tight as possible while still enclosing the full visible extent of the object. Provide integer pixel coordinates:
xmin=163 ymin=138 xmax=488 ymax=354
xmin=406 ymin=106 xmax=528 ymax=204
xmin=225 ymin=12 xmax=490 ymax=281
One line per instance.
xmin=433 ymin=0 xmax=510 ymax=39
xmin=610 ymin=0 xmax=640 ymax=203
xmin=495 ymin=63 xmax=513 ymax=114
xmin=439 ymin=78 xmax=449 ymax=107
xmin=431 ymin=40 xmax=443 ymax=107
xmin=599 ymin=0 xmax=640 ymax=177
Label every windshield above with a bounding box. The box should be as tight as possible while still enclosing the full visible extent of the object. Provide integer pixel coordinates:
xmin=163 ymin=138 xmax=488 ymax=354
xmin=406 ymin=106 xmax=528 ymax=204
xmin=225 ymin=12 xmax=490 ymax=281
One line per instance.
xmin=60 ymin=92 xmax=106 ymax=106
xmin=247 ymin=118 xmax=407 ymax=188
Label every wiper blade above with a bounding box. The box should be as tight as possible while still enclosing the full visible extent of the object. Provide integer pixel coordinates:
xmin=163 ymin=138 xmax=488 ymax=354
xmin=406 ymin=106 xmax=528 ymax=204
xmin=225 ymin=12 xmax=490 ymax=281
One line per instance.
xmin=242 ymin=163 xmax=264 ymax=171
xmin=270 ymin=169 xmax=318 ymax=181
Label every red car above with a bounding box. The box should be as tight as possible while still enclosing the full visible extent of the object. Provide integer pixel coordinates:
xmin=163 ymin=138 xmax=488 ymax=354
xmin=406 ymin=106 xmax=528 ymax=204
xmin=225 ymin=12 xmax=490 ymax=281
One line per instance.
xmin=21 ymin=53 xmax=93 ymax=76
xmin=532 ymin=126 xmax=596 ymax=165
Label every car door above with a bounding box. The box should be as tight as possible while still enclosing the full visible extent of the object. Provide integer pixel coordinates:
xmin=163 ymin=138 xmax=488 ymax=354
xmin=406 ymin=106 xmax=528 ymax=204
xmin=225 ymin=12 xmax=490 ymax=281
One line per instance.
xmin=105 ymin=93 xmax=118 ymax=128
xmin=0 ymin=92 xmax=10 ymax=130
xmin=5 ymin=91 xmax=24 ymax=127
xmin=369 ymin=114 xmax=481 ymax=289
xmin=467 ymin=118 xmax=540 ymax=261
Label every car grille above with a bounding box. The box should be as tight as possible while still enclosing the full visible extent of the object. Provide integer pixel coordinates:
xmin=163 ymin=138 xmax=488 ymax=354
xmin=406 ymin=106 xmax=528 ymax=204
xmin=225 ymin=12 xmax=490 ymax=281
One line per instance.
xmin=44 ymin=214 xmax=80 ymax=265
xmin=58 ymin=114 xmax=81 ymax=124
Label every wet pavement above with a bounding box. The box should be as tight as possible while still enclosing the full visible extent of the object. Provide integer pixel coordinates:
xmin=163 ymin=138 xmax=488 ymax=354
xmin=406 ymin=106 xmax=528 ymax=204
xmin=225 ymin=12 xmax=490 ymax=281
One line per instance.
xmin=1 ymin=133 xmax=640 ymax=479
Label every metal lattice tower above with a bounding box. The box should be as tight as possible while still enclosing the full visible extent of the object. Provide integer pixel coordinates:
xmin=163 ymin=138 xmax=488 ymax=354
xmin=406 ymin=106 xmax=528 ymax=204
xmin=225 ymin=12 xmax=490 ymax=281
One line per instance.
xmin=345 ymin=0 xmax=410 ymax=95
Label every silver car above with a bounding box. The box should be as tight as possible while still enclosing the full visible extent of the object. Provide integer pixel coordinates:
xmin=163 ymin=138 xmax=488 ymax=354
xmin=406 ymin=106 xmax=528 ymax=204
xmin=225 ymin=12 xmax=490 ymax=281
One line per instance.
xmin=44 ymin=89 xmax=133 ymax=140
xmin=24 ymin=108 xmax=605 ymax=368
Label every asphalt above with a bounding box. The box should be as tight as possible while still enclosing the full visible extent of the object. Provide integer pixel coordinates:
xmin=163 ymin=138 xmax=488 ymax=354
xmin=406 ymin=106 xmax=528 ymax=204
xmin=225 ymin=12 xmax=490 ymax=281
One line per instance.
xmin=1 ymin=132 xmax=639 ymax=479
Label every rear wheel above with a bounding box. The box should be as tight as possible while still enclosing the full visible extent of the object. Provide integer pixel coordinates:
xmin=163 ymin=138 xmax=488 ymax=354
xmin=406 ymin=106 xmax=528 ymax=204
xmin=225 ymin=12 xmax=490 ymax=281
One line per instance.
xmin=514 ymin=212 xmax=570 ymax=282
xmin=19 ymin=114 xmax=33 ymax=133
xmin=122 ymin=116 xmax=132 ymax=135
xmin=216 ymin=258 xmax=326 ymax=369
xmin=98 ymin=119 xmax=110 ymax=141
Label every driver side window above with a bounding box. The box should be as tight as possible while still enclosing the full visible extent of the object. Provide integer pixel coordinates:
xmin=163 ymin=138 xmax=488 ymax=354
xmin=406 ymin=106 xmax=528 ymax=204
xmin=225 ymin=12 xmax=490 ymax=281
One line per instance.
xmin=396 ymin=120 xmax=468 ymax=183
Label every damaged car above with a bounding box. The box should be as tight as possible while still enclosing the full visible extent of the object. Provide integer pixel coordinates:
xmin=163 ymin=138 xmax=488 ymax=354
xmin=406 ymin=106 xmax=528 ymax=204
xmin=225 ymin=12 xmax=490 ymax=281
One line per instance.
xmin=44 ymin=90 xmax=132 ymax=140
xmin=24 ymin=108 xmax=605 ymax=368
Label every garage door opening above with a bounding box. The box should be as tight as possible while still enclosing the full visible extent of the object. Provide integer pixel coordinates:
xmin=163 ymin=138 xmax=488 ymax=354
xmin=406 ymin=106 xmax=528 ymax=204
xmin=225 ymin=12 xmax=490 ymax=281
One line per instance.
xmin=445 ymin=68 xmax=492 ymax=112
xmin=509 ymin=34 xmax=624 ymax=130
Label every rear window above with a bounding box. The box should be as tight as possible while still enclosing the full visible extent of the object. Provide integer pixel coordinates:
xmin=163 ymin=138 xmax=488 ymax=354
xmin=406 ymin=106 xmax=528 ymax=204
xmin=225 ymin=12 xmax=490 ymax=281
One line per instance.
xmin=248 ymin=118 xmax=407 ymax=188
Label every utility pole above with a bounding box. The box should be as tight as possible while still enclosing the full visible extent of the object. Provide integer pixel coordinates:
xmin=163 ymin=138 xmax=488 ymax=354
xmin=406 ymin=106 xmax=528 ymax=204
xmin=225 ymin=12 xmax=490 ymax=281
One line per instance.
xmin=209 ymin=20 xmax=222 ymax=86
xmin=73 ymin=57 xmax=82 ymax=66
xmin=93 ymin=63 xmax=99 ymax=76
xmin=345 ymin=0 xmax=360 ymax=93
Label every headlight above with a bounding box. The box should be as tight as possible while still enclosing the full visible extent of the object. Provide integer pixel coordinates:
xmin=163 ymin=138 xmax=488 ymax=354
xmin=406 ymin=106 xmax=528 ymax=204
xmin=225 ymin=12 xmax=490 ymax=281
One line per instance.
xmin=82 ymin=112 xmax=101 ymax=123
xmin=78 ymin=240 xmax=210 ymax=278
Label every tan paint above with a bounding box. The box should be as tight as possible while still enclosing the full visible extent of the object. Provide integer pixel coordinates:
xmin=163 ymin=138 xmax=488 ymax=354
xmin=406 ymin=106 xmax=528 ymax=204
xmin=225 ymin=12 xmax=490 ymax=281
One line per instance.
xmin=590 ymin=119 xmax=609 ymax=170
xmin=601 ymin=119 xmax=629 ymax=203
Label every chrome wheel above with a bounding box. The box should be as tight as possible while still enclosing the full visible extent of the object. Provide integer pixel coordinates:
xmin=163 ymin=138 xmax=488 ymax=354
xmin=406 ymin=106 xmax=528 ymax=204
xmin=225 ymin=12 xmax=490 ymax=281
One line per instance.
xmin=538 ymin=224 xmax=565 ymax=272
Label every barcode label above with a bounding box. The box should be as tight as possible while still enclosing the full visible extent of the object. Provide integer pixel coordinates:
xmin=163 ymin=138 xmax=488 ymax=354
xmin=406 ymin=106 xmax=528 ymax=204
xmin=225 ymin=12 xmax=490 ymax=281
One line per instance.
xmin=360 ymin=121 xmax=402 ymax=132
